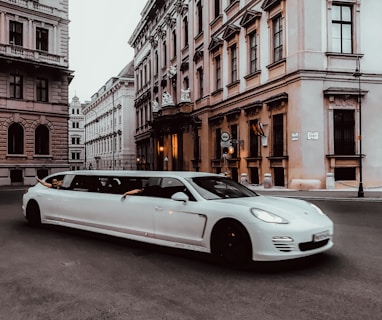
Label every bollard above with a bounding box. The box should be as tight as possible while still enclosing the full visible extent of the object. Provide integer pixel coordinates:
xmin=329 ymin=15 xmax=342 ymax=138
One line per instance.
xmin=240 ymin=173 xmax=249 ymax=186
xmin=263 ymin=173 xmax=272 ymax=189
xmin=326 ymin=173 xmax=335 ymax=189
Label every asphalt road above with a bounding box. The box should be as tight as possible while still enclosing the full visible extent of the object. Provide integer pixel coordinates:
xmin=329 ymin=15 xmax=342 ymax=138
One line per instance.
xmin=0 ymin=189 xmax=381 ymax=320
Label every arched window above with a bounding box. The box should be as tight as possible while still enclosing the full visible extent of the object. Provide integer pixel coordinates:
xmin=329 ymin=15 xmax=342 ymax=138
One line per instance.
xmin=35 ymin=125 xmax=49 ymax=155
xmin=8 ymin=123 xmax=24 ymax=154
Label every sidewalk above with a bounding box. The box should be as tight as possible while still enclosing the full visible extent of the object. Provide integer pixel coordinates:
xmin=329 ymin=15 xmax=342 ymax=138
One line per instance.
xmin=249 ymin=185 xmax=382 ymax=200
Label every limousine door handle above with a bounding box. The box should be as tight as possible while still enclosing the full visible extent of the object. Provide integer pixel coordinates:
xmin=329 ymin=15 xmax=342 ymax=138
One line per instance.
xmin=155 ymin=206 xmax=164 ymax=212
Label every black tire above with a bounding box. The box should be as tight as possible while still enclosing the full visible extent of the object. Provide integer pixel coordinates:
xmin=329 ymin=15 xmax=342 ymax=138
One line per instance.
xmin=211 ymin=219 xmax=252 ymax=267
xmin=25 ymin=200 xmax=41 ymax=227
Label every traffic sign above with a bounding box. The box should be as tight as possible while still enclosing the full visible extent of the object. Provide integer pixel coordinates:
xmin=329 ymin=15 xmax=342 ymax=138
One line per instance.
xmin=221 ymin=132 xmax=230 ymax=142
xmin=220 ymin=141 xmax=231 ymax=148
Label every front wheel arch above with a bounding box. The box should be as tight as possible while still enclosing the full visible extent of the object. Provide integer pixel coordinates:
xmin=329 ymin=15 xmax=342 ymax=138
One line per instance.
xmin=210 ymin=218 xmax=253 ymax=266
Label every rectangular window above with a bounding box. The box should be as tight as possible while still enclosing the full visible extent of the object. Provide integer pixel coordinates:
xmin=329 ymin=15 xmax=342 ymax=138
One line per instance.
xmin=183 ymin=16 xmax=189 ymax=47
xmin=71 ymin=152 xmax=80 ymax=160
xmin=163 ymin=41 xmax=167 ymax=67
xmin=272 ymin=113 xmax=284 ymax=156
xmin=215 ymin=128 xmax=221 ymax=159
xmin=183 ymin=76 xmax=189 ymax=90
xmin=155 ymin=51 xmax=159 ymax=75
xmin=230 ymin=124 xmax=238 ymax=158
xmin=9 ymin=21 xmax=23 ymax=46
xmin=214 ymin=0 xmax=221 ymax=19
xmin=249 ymin=120 xmax=260 ymax=157
xmin=250 ymin=167 xmax=259 ymax=185
xmin=198 ymin=67 xmax=203 ymax=99
xmin=334 ymin=167 xmax=356 ymax=181
xmin=332 ymin=5 xmax=352 ymax=53
xmin=10 ymin=74 xmax=23 ymax=99
xmin=274 ymin=167 xmax=285 ymax=187
xmin=172 ymin=30 xmax=177 ymax=58
xmin=197 ymin=1 xmax=203 ymax=34
xmin=249 ymin=32 xmax=258 ymax=73
xmin=230 ymin=44 xmax=237 ymax=82
xmin=36 ymin=78 xmax=48 ymax=102
xmin=273 ymin=16 xmax=283 ymax=62
xmin=334 ymin=109 xmax=355 ymax=155
xmin=215 ymin=55 xmax=221 ymax=90
xmin=36 ymin=27 xmax=48 ymax=51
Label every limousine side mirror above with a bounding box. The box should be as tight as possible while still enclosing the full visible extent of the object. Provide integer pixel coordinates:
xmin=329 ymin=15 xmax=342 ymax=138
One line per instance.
xmin=171 ymin=192 xmax=189 ymax=204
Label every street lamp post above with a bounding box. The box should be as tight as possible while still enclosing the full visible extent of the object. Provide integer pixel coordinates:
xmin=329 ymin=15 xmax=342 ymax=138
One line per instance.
xmin=353 ymin=57 xmax=364 ymax=198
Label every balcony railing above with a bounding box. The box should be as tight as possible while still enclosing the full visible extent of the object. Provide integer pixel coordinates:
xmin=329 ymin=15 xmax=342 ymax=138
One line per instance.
xmin=0 ymin=44 xmax=68 ymax=67
xmin=6 ymin=0 xmax=56 ymax=15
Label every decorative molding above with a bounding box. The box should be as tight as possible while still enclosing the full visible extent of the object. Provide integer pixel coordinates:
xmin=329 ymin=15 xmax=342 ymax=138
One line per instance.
xmin=208 ymin=37 xmax=223 ymax=52
xmin=208 ymin=113 xmax=224 ymax=125
xmin=193 ymin=50 xmax=203 ymax=63
xmin=225 ymin=107 xmax=241 ymax=121
xmin=242 ymin=101 xmax=263 ymax=116
xmin=149 ymin=36 xmax=158 ymax=48
xmin=222 ymin=24 xmax=241 ymax=41
xmin=261 ymin=0 xmax=281 ymax=11
xmin=156 ymin=26 xmax=166 ymax=39
xmin=264 ymin=92 xmax=288 ymax=111
xmin=175 ymin=0 xmax=188 ymax=15
xmin=180 ymin=60 xmax=189 ymax=72
xmin=165 ymin=14 xmax=176 ymax=29
xmin=239 ymin=10 xmax=262 ymax=29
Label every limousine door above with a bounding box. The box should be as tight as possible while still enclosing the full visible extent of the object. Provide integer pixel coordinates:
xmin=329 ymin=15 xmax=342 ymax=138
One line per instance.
xmin=147 ymin=178 xmax=207 ymax=245
xmin=54 ymin=175 xmax=154 ymax=239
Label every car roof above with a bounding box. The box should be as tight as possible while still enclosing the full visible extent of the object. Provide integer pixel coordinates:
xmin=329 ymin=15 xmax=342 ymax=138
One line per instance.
xmin=49 ymin=170 xmax=221 ymax=179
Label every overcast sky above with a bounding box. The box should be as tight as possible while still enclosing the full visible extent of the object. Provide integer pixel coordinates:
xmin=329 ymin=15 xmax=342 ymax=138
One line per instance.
xmin=68 ymin=0 xmax=146 ymax=102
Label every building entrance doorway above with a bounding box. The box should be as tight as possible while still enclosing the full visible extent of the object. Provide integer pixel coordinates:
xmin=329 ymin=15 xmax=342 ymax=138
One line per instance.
xmin=10 ymin=169 xmax=23 ymax=183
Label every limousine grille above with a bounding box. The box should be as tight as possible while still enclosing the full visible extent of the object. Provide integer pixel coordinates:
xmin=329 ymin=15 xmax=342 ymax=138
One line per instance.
xmin=299 ymin=239 xmax=329 ymax=252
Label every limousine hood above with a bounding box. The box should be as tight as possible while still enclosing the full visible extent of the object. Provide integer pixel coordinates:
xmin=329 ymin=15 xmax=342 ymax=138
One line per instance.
xmin=210 ymin=196 xmax=329 ymax=223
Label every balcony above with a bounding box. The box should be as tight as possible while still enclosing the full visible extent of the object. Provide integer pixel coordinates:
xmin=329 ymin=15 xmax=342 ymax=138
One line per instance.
xmin=0 ymin=44 xmax=68 ymax=68
xmin=6 ymin=0 xmax=61 ymax=17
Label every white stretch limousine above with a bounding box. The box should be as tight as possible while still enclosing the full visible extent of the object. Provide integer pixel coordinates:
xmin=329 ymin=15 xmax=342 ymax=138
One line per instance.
xmin=22 ymin=170 xmax=333 ymax=264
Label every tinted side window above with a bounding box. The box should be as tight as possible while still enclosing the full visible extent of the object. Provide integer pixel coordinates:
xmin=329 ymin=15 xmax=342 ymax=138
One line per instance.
xmin=97 ymin=177 xmax=148 ymax=194
xmin=69 ymin=175 xmax=99 ymax=192
xmin=45 ymin=174 xmax=65 ymax=184
xmin=160 ymin=178 xmax=188 ymax=198
xmin=142 ymin=177 xmax=195 ymax=200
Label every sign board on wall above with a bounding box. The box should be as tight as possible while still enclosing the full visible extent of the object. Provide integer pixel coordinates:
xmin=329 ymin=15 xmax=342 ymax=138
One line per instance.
xmin=307 ymin=131 xmax=319 ymax=140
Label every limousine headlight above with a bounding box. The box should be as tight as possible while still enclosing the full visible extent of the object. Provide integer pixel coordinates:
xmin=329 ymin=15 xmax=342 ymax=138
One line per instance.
xmin=250 ymin=208 xmax=289 ymax=224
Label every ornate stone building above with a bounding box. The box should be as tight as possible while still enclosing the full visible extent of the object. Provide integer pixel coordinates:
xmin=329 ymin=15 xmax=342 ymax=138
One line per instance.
xmin=68 ymin=95 xmax=85 ymax=171
xmin=129 ymin=0 xmax=382 ymax=190
xmin=0 ymin=0 xmax=72 ymax=185
xmin=83 ymin=61 xmax=136 ymax=171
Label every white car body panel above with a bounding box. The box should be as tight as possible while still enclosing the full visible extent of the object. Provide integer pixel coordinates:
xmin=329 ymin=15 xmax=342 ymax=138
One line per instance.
xmin=22 ymin=170 xmax=334 ymax=262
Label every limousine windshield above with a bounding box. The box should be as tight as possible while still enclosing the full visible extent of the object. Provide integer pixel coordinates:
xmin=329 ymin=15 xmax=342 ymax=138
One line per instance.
xmin=188 ymin=176 xmax=257 ymax=200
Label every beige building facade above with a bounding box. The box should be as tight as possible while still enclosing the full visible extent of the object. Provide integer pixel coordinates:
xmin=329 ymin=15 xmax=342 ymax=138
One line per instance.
xmin=83 ymin=62 xmax=136 ymax=171
xmin=0 ymin=0 xmax=72 ymax=186
xmin=129 ymin=0 xmax=382 ymax=189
